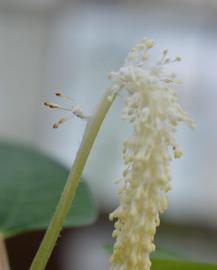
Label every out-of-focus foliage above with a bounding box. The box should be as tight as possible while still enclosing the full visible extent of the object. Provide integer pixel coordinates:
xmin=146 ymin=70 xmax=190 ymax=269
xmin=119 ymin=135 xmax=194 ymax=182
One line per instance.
xmin=152 ymin=260 xmax=217 ymax=270
xmin=0 ymin=141 xmax=97 ymax=238
xmin=104 ymin=244 xmax=217 ymax=269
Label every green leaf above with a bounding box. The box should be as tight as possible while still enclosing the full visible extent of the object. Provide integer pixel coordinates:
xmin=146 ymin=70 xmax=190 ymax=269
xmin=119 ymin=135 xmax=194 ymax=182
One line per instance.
xmin=151 ymin=248 xmax=180 ymax=260
xmin=152 ymin=259 xmax=217 ymax=270
xmin=0 ymin=141 xmax=97 ymax=238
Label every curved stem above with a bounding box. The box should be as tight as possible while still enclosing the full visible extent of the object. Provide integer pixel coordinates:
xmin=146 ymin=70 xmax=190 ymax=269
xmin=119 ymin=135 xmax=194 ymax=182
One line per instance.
xmin=0 ymin=235 xmax=10 ymax=270
xmin=30 ymin=89 xmax=116 ymax=270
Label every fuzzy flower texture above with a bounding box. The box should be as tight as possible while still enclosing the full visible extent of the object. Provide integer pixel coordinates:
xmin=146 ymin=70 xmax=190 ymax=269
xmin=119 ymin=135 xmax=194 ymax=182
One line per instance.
xmin=108 ymin=38 xmax=194 ymax=270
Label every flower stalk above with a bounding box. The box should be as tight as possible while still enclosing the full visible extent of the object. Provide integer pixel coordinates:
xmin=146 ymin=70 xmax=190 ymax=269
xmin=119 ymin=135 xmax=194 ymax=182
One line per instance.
xmin=30 ymin=88 xmax=116 ymax=270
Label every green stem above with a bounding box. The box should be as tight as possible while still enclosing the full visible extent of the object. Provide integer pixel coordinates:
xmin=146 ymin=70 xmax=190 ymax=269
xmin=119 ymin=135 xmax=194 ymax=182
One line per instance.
xmin=30 ymin=89 xmax=116 ymax=270
xmin=0 ymin=235 xmax=10 ymax=270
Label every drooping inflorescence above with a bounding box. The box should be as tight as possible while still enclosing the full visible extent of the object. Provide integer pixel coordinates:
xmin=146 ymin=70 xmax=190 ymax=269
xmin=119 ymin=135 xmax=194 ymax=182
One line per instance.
xmin=108 ymin=38 xmax=194 ymax=270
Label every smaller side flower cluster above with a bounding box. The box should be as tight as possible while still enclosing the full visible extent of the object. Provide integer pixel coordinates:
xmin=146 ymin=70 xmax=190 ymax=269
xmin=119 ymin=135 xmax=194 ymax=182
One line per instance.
xmin=108 ymin=38 xmax=194 ymax=270
xmin=44 ymin=92 xmax=89 ymax=128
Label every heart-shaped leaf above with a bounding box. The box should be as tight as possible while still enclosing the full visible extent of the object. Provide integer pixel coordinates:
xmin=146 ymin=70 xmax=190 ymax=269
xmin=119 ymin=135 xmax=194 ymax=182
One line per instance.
xmin=0 ymin=141 xmax=97 ymax=238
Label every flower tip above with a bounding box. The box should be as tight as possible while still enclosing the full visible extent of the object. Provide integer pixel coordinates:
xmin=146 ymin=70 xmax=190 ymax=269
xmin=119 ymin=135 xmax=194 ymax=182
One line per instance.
xmin=44 ymin=102 xmax=59 ymax=109
xmin=174 ymin=149 xmax=183 ymax=158
xmin=146 ymin=39 xmax=154 ymax=49
xmin=53 ymin=123 xmax=59 ymax=129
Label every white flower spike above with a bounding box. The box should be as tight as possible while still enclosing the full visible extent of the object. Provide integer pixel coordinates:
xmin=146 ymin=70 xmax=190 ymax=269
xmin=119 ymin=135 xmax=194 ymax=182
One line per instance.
xmin=108 ymin=38 xmax=194 ymax=270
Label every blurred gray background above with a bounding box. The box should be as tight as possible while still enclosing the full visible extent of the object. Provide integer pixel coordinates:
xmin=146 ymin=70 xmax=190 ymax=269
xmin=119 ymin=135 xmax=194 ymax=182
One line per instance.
xmin=1 ymin=0 xmax=217 ymax=269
